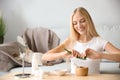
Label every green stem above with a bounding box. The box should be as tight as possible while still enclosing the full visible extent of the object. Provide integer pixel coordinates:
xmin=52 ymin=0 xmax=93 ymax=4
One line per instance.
xmin=64 ymin=48 xmax=87 ymax=60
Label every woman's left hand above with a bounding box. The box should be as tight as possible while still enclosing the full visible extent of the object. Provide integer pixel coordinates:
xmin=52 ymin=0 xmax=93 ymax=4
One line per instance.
xmin=85 ymin=48 xmax=102 ymax=59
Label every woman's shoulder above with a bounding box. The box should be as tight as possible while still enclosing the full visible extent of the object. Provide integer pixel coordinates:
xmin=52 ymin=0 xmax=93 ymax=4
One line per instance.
xmin=59 ymin=37 xmax=72 ymax=48
xmin=93 ymin=36 xmax=108 ymax=44
xmin=93 ymin=36 xmax=106 ymax=41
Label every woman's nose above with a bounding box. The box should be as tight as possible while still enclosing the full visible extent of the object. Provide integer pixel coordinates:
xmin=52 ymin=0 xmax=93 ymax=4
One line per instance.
xmin=77 ymin=22 xmax=82 ymax=28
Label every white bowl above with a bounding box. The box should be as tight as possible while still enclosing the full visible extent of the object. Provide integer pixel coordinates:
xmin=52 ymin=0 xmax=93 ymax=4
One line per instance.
xmin=52 ymin=69 xmax=68 ymax=76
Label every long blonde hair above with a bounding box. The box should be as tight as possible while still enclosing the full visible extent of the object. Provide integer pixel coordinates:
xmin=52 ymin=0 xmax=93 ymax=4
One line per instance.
xmin=69 ymin=7 xmax=99 ymax=46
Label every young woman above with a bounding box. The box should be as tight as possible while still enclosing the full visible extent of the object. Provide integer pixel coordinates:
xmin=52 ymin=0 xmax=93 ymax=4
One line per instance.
xmin=41 ymin=7 xmax=120 ymax=74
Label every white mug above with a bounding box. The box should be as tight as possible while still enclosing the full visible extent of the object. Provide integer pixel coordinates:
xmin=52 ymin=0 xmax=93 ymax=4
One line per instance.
xmin=31 ymin=52 xmax=43 ymax=75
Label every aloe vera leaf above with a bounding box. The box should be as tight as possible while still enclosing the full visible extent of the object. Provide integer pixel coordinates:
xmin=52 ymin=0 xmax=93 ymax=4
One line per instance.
xmin=64 ymin=48 xmax=71 ymax=54
xmin=77 ymin=55 xmax=87 ymax=60
xmin=64 ymin=48 xmax=87 ymax=60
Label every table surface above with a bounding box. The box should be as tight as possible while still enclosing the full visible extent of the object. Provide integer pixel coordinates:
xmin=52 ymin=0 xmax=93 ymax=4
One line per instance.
xmin=0 ymin=72 xmax=120 ymax=80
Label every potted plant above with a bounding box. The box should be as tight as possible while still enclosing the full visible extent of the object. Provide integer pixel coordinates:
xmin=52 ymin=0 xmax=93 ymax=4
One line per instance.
xmin=0 ymin=15 xmax=6 ymax=44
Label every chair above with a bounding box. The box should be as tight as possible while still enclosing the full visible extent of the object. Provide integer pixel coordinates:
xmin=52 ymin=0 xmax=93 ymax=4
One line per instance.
xmin=22 ymin=27 xmax=60 ymax=53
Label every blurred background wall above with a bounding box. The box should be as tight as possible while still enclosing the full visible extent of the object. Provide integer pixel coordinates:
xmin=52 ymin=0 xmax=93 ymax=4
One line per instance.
xmin=0 ymin=0 xmax=120 ymax=42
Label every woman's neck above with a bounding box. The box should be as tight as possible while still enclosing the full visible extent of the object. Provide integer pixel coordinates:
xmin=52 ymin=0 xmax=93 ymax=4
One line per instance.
xmin=78 ymin=35 xmax=92 ymax=43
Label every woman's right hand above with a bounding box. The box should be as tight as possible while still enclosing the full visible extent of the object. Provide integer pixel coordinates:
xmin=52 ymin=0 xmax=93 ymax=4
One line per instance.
xmin=63 ymin=51 xmax=73 ymax=58
xmin=71 ymin=49 xmax=86 ymax=58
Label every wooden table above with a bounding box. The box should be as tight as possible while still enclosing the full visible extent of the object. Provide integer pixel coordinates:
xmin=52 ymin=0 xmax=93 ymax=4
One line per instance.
xmin=0 ymin=72 xmax=120 ymax=80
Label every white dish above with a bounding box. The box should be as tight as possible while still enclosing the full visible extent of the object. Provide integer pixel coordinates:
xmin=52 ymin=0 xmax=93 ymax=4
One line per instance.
xmin=52 ymin=69 xmax=68 ymax=76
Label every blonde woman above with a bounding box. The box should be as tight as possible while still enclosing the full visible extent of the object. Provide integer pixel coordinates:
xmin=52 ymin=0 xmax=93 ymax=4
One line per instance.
xmin=42 ymin=7 xmax=120 ymax=74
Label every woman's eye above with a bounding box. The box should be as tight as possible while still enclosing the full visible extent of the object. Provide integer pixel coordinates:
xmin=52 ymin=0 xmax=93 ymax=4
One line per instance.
xmin=72 ymin=22 xmax=77 ymax=25
xmin=80 ymin=19 xmax=86 ymax=23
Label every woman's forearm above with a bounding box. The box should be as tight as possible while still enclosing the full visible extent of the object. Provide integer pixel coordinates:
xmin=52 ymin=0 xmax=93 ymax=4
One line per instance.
xmin=101 ymin=53 xmax=120 ymax=62
xmin=41 ymin=52 xmax=66 ymax=61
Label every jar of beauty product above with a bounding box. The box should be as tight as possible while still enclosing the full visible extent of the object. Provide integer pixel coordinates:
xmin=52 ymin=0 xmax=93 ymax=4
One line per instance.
xmin=75 ymin=66 xmax=88 ymax=76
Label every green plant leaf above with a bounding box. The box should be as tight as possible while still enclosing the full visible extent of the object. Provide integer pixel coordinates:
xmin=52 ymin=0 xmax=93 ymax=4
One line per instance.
xmin=0 ymin=16 xmax=6 ymax=37
xmin=64 ymin=48 xmax=87 ymax=60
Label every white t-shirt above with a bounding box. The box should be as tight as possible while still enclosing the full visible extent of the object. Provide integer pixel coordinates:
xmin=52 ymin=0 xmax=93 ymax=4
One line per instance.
xmin=71 ymin=37 xmax=108 ymax=74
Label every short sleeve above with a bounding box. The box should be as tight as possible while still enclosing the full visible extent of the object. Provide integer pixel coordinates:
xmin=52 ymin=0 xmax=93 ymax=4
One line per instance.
xmin=97 ymin=37 xmax=108 ymax=51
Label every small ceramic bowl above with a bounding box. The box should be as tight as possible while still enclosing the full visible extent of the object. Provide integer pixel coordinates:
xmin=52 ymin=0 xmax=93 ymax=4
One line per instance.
xmin=52 ymin=69 xmax=68 ymax=76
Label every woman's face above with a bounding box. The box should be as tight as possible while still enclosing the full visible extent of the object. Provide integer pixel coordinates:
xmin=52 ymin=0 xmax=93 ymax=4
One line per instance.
xmin=72 ymin=11 xmax=87 ymax=35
